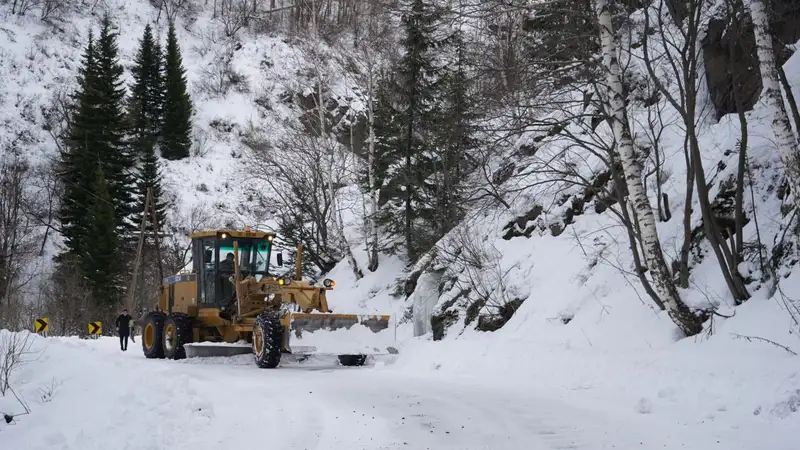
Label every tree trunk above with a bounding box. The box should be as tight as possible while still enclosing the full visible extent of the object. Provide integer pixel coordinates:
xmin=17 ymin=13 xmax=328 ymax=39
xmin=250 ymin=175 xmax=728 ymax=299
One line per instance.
xmin=777 ymin=65 xmax=800 ymax=139
xmin=341 ymin=118 xmax=363 ymax=280
xmin=750 ymin=0 xmax=800 ymax=209
xmin=679 ymin=134 xmax=694 ymax=288
xmin=312 ymin=8 xmax=362 ymax=280
xmin=731 ymin=10 xmax=748 ymax=270
xmin=609 ymin=158 xmax=665 ymax=310
xmin=366 ymin=66 xmax=380 ymax=272
xmin=596 ymin=0 xmax=703 ymax=336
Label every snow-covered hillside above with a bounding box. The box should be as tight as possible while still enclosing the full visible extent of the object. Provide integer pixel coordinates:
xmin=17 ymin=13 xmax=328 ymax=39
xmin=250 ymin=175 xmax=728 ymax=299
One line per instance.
xmin=1 ymin=0 xmax=369 ymax=278
xmin=2 ymin=0 xmax=800 ymax=446
xmin=1 ymin=0 xmax=394 ymax=318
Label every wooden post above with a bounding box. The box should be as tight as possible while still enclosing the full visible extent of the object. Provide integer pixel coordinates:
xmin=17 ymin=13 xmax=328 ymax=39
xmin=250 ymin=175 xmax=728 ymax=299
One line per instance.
xmin=233 ymin=241 xmax=243 ymax=319
xmin=126 ymin=188 xmax=152 ymax=314
xmin=294 ymin=243 xmax=303 ymax=280
xmin=147 ymin=190 xmax=164 ymax=283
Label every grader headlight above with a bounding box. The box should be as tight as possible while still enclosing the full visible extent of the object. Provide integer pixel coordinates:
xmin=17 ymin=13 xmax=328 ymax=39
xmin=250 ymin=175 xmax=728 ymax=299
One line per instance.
xmin=323 ymin=278 xmax=335 ymax=288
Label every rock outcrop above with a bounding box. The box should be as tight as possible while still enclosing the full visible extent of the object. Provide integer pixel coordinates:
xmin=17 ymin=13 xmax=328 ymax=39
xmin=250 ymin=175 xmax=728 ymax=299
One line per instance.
xmin=703 ymin=0 xmax=800 ymax=119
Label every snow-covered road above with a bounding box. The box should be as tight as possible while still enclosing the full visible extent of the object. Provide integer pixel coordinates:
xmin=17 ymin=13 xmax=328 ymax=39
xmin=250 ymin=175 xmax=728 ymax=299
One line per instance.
xmin=0 ymin=336 xmax=790 ymax=450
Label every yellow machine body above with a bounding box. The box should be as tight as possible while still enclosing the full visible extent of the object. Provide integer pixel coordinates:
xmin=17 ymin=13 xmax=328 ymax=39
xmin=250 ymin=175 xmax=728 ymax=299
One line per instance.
xmin=139 ymin=229 xmax=393 ymax=367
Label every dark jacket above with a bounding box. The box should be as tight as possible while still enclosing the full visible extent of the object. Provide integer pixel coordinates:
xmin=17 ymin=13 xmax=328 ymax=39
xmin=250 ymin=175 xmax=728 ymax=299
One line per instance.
xmin=116 ymin=314 xmax=132 ymax=335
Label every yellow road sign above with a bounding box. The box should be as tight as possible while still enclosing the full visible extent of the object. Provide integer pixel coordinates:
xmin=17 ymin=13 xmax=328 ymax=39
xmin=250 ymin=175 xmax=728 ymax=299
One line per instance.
xmin=88 ymin=321 xmax=102 ymax=335
xmin=35 ymin=318 xmax=48 ymax=333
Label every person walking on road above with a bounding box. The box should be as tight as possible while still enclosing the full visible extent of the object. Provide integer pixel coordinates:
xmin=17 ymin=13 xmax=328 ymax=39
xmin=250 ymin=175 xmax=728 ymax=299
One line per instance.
xmin=115 ymin=309 xmax=132 ymax=351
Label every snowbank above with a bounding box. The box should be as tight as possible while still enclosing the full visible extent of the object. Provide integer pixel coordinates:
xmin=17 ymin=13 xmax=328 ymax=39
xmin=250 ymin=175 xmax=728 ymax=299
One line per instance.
xmin=289 ymin=324 xmax=399 ymax=355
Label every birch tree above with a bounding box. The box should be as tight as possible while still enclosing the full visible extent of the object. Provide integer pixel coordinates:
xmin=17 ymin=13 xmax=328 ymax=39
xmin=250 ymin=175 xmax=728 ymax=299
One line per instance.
xmin=640 ymin=0 xmax=750 ymax=303
xmin=596 ymin=0 xmax=703 ymax=336
xmin=308 ymin=0 xmax=363 ymax=279
xmin=348 ymin=0 xmax=390 ymax=272
xmin=749 ymin=0 xmax=800 ymax=210
xmin=364 ymin=57 xmax=380 ymax=273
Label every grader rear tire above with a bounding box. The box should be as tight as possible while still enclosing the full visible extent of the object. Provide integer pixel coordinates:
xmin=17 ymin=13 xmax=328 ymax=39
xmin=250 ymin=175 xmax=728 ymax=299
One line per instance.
xmin=163 ymin=313 xmax=192 ymax=360
xmin=253 ymin=312 xmax=283 ymax=368
xmin=142 ymin=312 xmax=166 ymax=359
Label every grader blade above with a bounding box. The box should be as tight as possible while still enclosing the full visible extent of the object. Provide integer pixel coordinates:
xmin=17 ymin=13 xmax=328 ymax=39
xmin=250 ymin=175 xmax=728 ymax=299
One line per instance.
xmin=290 ymin=313 xmax=390 ymax=334
xmin=287 ymin=312 xmax=397 ymax=356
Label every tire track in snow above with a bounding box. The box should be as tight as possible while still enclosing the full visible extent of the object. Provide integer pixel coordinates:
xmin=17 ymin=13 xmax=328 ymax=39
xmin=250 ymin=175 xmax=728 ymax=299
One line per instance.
xmin=195 ymin=364 xmax=399 ymax=449
xmin=309 ymin=370 xmax=724 ymax=450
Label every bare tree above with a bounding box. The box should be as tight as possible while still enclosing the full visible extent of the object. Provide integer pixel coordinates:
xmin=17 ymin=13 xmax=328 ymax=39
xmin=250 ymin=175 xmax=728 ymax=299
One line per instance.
xmin=39 ymin=0 xmax=67 ymax=21
xmin=41 ymin=256 xmax=93 ymax=337
xmin=727 ymin=0 xmax=751 ymax=282
xmin=217 ymin=0 xmax=251 ymax=36
xmin=156 ymin=0 xmax=190 ymax=23
xmin=749 ymin=0 xmax=800 ymax=212
xmin=196 ymin=44 xmax=248 ymax=98
xmin=596 ymin=0 xmax=703 ymax=336
xmin=342 ymin=0 xmax=394 ymax=272
xmin=0 ymin=144 xmax=41 ymax=321
xmin=437 ymin=223 xmax=521 ymax=329
xmin=639 ymin=0 xmax=749 ymax=303
xmin=300 ymin=5 xmax=364 ymax=279
xmin=10 ymin=0 xmax=39 ymax=15
xmin=0 ymin=330 xmax=35 ymax=396
xmin=242 ymin=123 xmax=344 ymax=274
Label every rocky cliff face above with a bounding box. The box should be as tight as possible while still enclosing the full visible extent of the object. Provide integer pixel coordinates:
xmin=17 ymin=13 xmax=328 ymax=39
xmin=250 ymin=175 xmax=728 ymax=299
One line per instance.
xmin=703 ymin=0 xmax=800 ymax=119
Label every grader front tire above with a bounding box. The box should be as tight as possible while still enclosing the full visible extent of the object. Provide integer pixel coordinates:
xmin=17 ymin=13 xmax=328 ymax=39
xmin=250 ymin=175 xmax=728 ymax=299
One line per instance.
xmin=142 ymin=312 xmax=166 ymax=359
xmin=253 ymin=312 xmax=283 ymax=369
xmin=163 ymin=313 xmax=193 ymax=360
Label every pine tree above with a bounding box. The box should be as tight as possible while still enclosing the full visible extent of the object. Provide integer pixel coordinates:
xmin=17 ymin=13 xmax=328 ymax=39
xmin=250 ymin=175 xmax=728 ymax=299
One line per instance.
xmin=364 ymin=73 xmax=406 ymax=254
xmin=428 ymin=28 xmax=478 ymax=237
xmin=129 ymin=23 xmax=168 ymax=232
xmin=390 ymin=0 xmax=443 ymax=260
xmin=129 ymin=23 xmax=164 ymax=154
xmin=151 ymin=39 xmax=165 ymax=132
xmin=161 ymin=21 xmax=193 ymax=160
xmin=83 ymin=163 xmax=125 ymax=314
xmin=95 ymin=14 xmax=138 ymax=236
xmin=58 ymin=30 xmax=101 ymax=261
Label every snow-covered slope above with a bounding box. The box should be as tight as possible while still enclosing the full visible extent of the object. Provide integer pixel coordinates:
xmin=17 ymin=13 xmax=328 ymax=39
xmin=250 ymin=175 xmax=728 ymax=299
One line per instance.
xmin=1 ymin=0 xmax=365 ymax=278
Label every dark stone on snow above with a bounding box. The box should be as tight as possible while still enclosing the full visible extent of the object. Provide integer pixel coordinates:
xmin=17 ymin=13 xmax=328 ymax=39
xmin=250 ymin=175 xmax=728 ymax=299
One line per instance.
xmin=502 ymin=204 xmax=544 ymax=240
xmin=430 ymin=295 xmax=459 ymax=341
xmin=476 ymin=298 xmax=526 ymax=332
xmin=518 ymin=143 xmax=537 ymax=157
xmin=549 ymin=221 xmax=565 ymax=236
xmin=464 ymin=297 xmax=486 ymax=326
xmin=492 ymin=161 xmax=516 ymax=185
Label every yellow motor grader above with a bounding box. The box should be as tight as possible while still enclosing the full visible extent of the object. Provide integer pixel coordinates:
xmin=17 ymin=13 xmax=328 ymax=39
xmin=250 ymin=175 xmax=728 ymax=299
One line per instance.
xmin=139 ymin=228 xmax=393 ymax=368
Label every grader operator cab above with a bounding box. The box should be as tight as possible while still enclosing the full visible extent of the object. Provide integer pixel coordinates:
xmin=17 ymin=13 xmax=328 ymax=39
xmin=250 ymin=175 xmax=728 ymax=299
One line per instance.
xmin=139 ymin=228 xmax=394 ymax=368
